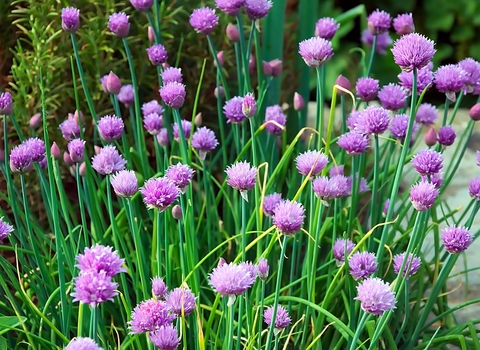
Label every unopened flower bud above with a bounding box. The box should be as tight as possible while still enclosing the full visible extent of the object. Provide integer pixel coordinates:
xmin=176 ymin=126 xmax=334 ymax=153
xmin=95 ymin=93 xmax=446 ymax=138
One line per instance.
xmin=262 ymin=61 xmax=273 ymax=77
xmin=469 ymin=103 xmax=480 ymax=121
xmin=51 ymin=142 xmax=61 ymax=160
xmin=424 ymin=127 xmax=437 ymax=147
xmin=214 ymin=86 xmax=225 ymax=99
xmin=194 ymin=112 xmax=202 ymax=126
xmin=218 ymin=257 xmax=226 ymax=267
xmin=79 ymin=162 xmax=87 ymax=176
xmin=249 ymin=54 xmax=256 ymax=75
xmin=63 ymin=151 xmax=74 ymax=166
xmin=106 ymin=71 xmax=121 ymax=94
xmin=148 ymin=26 xmax=155 ymax=43
xmin=257 ymin=258 xmax=269 ymax=281
xmin=335 ymin=75 xmax=351 ymax=95
xmin=29 ymin=113 xmax=42 ymax=129
xmin=242 ymin=93 xmax=257 ymax=118
xmin=172 ymin=205 xmax=183 ymax=220
xmin=293 ymin=92 xmax=305 ymax=111
xmin=269 ymin=59 xmax=283 ymax=77
xmin=214 ymin=51 xmax=224 ymax=68
xmin=94 ymin=145 xmax=102 ymax=154
xmin=226 ymin=24 xmax=240 ymax=42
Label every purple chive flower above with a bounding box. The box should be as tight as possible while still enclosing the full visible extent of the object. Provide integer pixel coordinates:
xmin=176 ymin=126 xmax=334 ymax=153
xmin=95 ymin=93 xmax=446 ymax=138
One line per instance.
xmin=329 ymin=165 xmax=344 ymax=176
xmin=142 ymin=100 xmax=164 ymax=116
xmin=147 ymin=44 xmax=168 ymax=66
xmin=165 ymin=288 xmax=196 ymax=317
xmin=245 ymin=0 xmax=272 ymax=20
xmin=65 ymin=337 xmax=102 ymax=350
xmin=160 ymin=82 xmax=186 ymax=109
xmin=209 ymin=262 xmax=256 ymax=306
xmin=378 ymin=84 xmax=407 ymax=111
xmin=398 ymin=65 xmax=434 ymax=95
xmin=392 ymin=33 xmax=436 ymax=72
xmin=129 ymin=0 xmax=154 ymax=12
xmin=97 ymin=115 xmax=124 ymax=142
xmin=23 ymin=137 xmax=46 ymax=162
xmin=215 ymin=0 xmax=245 ymax=16
xmin=337 ymin=131 xmax=369 ymax=155
xmin=361 ymin=30 xmax=392 ymax=54
xmin=347 ymin=111 xmax=362 ymax=130
xmin=10 ymin=144 xmax=33 ymax=173
xmin=332 ymin=175 xmax=353 ymax=197
xmin=224 ymin=96 xmax=246 ymax=123
xmin=441 ymin=226 xmax=473 ymax=253
xmin=410 ymin=179 xmax=439 ymax=211
xmin=225 ymin=161 xmax=257 ymax=200
xmin=349 ymin=252 xmax=378 ymax=281
xmin=143 ymin=113 xmax=163 ymax=136
xmin=157 ymin=128 xmax=169 ymax=147
xmin=140 ymin=177 xmax=180 ymax=211
xmin=148 ymin=325 xmax=180 ymax=350
xmin=0 ymin=92 xmax=13 ymax=115
xmin=76 ymin=245 xmax=126 ymax=277
xmin=152 ymin=277 xmax=168 ymax=299
xmin=162 ymin=67 xmax=183 ymax=84
xmin=333 ymin=238 xmax=355 ymax=264
xmin=59 ymin=119 xmax=81 ymax=141
xmin=437 ymin=126 xmax=456 ymax=146
xmin=240 ymin=261 xmax=258 ymax=282
xmin=411 ymin=149 xmax=443 ymax=176
xmin=91 ymin=145 xmax=126 ymax=175
xmin=367 ymin=9 xmax=391 ymax=34
xmin=298 ymin=37 xmax=334 ymax=67
xmin=129 ymin=299 xmax=176 ymax=334
xmin=389 ymin=114 xmax=419 ymax=141
xmin=354 ymin=277 xmax=396 ymax=316
xmin=192 ymin=127 xmax=219 ymax=159
xmin=469 ymin=176 xmax=480 ymax=200
xmin=458 ymin=58 xmax=480 ymax=94
xmin=416 ymin=103 xmax=438 ymax=125
xmin=189 ymin=7 xmax=219 ymax=35
xmin=393 ymin=13 xmax=415 ymax=35
xmin=257 ymin=258 xmax=269 ymax=281
xmin=67 ymin=139 xmax=86 ymax=163
xmin=435 ymin=64 xmax=467 ymax=102
xmin=165 ymin=163 xmax=195 ymax=192
xmin=355 ymin=77 xmax=379 ymax=102
xmin=242 ymin=92 xmax=257 ymax=118
xmin=355 ymin=106 xmax=390 ymax=135
xmin=0 ymin=217 xmax=14 ymax=242
xmin=263 ymin=193 xmax=283 ymax=217
xmin=312 ymin=176 xmax=330 ymax=202
xmin=61 ymin=7 xmax=80 ymax=32
xmin=315 ymin=17 xmax=340 ymax=40
xmin=426 ymin=172 xmax=443 ymax=190
xmin=111 ymin=170 xmax=138 ymax=198
xmin=295 ymin=150 xmax=328 ymax=177
xmin=172 ymin=120 xmax=192 ymax=141
xmin=272 ymin=200 xmax=305 ymax=236
xmin=108 ymin=12 xmax=130 ymax=38
xmin=264 ymin=305 xmax=291 ymax=332
xmin=393 ymin=252 xmax=421 ymax=279
xmin=265 ymin=105 xmax=287 ymax=135
xmin=71 ymin=270 xmax=118 ymax=307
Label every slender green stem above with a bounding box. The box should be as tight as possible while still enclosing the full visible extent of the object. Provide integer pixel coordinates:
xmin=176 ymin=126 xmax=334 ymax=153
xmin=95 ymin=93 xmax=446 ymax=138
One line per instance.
xmin=215 ymin=72 xmax=228 ymax=166
xmin=442 ymin=96 xmax=450 ymax=126
xmin=172 ymin=108 xmax=189 ymax=163
xmin=157 ymin=209 xmax=163 ymax=278
xmin=177 ymin=218 xmax=187 ymax=279
xmin=164 ymin=209 xmax=170 ymax=286
xmin=315 ymin=67 xmax=324 ymax=148
xmin=207 ymin=35 xmax=231 ymax=100
xmin=348 ymin=312 xmax=369 ymax=350
xmin=227 ymin=302 xmax=235 ymax=350
xmin=77 ymin=303 xmax=84 ymax=337
xmin=369 ymin=135 xmax=380 ymax=248
xmin=257 ymin=281 xmax=266 ymax=350
xmin=447 ymin=93 xmax=463 ymax=125
xmin=366 ymin=35 xmax=377 ymax=77
xmin=90 ymin=306 xmax=98 ymax=342
xmin=75 ymin=165 xmax=88 ymax=248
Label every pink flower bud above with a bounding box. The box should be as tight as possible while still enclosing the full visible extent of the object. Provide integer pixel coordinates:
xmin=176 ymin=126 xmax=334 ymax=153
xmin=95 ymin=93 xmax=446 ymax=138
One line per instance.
xmin=262 ymin=61 xmax=273 ymax=77
xmin=79 ymin=162 xmax=87 ymax=177
xmin=269 ymin=59 xmax=283 ymax=77
xmin=148 ymin=26 xmax=155 ymax=43
xmin=226 ymin=24 xmax=239 ymax=42
xmin=249 ymin=54 xmax=256 ymax=75
xmin=51 ymin=142 xmax=61 ymax=160
xmin=194 ymin=112 xmax=202 ymax=126
xmin=94 ymin=145 xmax=102 ymax=154
xmin=469 ymin=103 xmax=480 ymax=121
xmin=172 ymin=205 xmax=183 ymax=220
xmin=63 ymin=151 xmax=74 ymax=166
xmin=214 ymin=86 xmax=225 ymax=99
xmin=214 ymin=51 xmax=224 ymax=68
xmin=424 ymin=127 xmax=437 ymax=147
xmin=106 ymin=71 xmax=121 ymax=94
xmin=335 ymin=75 xmax=351 ymax=95
xmin=293 ymin=92 xmax=305 ymax=111
xmin=29 ymin=113 xmax=42 ymax=129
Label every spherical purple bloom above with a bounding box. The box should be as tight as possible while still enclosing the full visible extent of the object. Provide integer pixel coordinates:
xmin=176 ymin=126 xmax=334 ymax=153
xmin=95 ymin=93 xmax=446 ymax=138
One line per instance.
xmin=298 ymin=36 xmax=334 ymax=67
xmin=162 ymin=67 xmax=183 ymax=84
xmin=469 ymin=176 xmax=480 ymax=200
xmin=315 ymin=17 xmax=339 ymax=40
xmin=189 ymin=7 xmax=219 ymax=35
xmin=225 ymin=161 xmax=257 ymax=200
xmin=67 ymin=139 xmax=86 ymax=163
xmin=378 ymin=84 xmax=407 ymax=111
xmin=265 ymin=105 xmax=287 ymax=135
xmin=160 ymin=82 xmax=186 ymax=109
xmin=264 ymin=305 xmax=291 ymax=331
xmin=331 ymin=175 xmax=352 ymax=198
xmin=76 ymin=245 xmax=126 ymax=277
xmin=295 ymin=150 xmax=328 ymax=177
xmin=147 ymin=44 xmax=168 ymax=66
xmin=142 ymin=100 xmax=164 ymax=117
xmin=111 ymin=170 xmax=138 ymax=198
xmin=242 ymin=92 xmax=257 ymax=118
xmin=65 ymin=337 xmax=102 ymax=350
xmin=129 ymin=0 xmax=153 ymax=12
xmin=458 ymin=58 xmax=480 ymax=94
xmin=172 ymin=120 xmax=192 ymax=141
xmin=391 ymin=33 xmax=436 ymax=72
xmin=0 ymin=92 xmax=12 ymax=115
xmin=192 ymin=127 xmax=219 ymax=159
xmin=441 ymin=225 xmax=472 ymax=253
xmin=209 ymin=262 xmax=256 ymax=306
xmin=393 ymin=252 xmax=421 ymax=279
xmin=0 ymin=217 xmax=14 ymax=242
xmin=97 ymin=115 xmax=124 ymax=142
xmin=143 ymin=113 xmax=163 ymax=135
xmin=355 ymin=77 xmax=379 ymax=102
xmin=354 ymin=277 xmax=396 ymax=316
xmin=329 ymin=165 xmax=344 ymax=177
xmin=389 ymin=114 xmax=419 ymax=141
xmin=91 ymin=145 xmax=126 ymax=175
xmin=141 ymin=177 xmax=180 ymax=211
xmin=337 ymin=131 xmax=369 ymax=156
xmin=333 ymin=238 xmax=355 ymax=264
xmin=415 ymin=103 xmax=438 ymax=125
xmin=349 ymin=252 xmax=378 ymax=281
xmin=148 ymin=325 xmax=180 ymax=350
xmin=393 ymin=13 xmax=414 ymax=35
xmin=23 ymin=137 xmax=46 ymax=162
xmin=108 ymin=12 xmax=130 ymax=38
xmin=398 ymin=65 xmax=434 ymax=95
xmin=410 ymin=179 xmax=439 ymax=211
xmin=165 ymin=163 xmax=195 ymax=192
xmin=157 ymin=128 xmax=169 ymax=147
xmin=312 ymin=176 xmax=330 ymax=201
xmin=71 ymin=270 xmax=118 ymax=307
xmin=257 ymin=258 xmax=269 ymax=281
xmin=367 ymin=9 xmax=391 ymax=34
xmin=437 ymin=126 xmax=456 ymax=146
xmin=165 ymin=287 xmax=196 ymax=317
xmin=355 ymin=106 xmax=390 ymax=135
xmin=272 ymin=200 xmax=305 ymax=236
xmin=435 ymin=64 xmax=467 ymax=102
xmin=59 ymin=119 xmax=81 ymax=141
xmin=411 ymin=149 xmax=443 ymax=176
xmin=245 ymin=0 xmax=272 ymax=20
xmin=361 ymin=30 xmax=392 ymax=54
xmin=129 ymin=299 xmax=175 ymax=334
xmin=10 ymin=144 xmax=32 ymax=173
xmin=224 ymin=96 xmax=245 ymax=123
xmin=347 ymin=111 xmax=362 ymax=130
xmin=263 ymin=192 xmax=282 ymax=217
xmin=152 ymin=277 xmax=168 ymax=299
xmin=61 ymin=7 xmax=80 ymax=32
xmin=215 ymin=0 xmax=245 ymax=16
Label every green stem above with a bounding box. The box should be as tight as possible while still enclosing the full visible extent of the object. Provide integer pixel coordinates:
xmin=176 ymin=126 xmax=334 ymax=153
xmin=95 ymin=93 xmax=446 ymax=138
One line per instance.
xmin=257 ymin=282 xmax=266 ymax=350
xmin=89 ymin=306 xmax=98 ymax=342
xmin=227 ymin=302 xmax=235 ymax=350
xmin=172 ymin=109 xmax=189 ymax=163
xmin=315 ymin=67 xmax=324 ymax=148
xmin=441 ymin=96 xmax=450 ymax=127
xmin=369 ymin=135 xmax=380 ymax=248
xmin=75 ymin=165 xmax=88 ymax=248
xmin=207 ymin=35 xmax=231 ymax=100
xmin=447 ymin=92 xmax=463 ymax=125
xmin=157 ymin=209 xmax=163 ymax=278
xmin=366 ymin=34 xmax=377 ymax=77
xmin=349 ymin=312 xmax=369 ymax=350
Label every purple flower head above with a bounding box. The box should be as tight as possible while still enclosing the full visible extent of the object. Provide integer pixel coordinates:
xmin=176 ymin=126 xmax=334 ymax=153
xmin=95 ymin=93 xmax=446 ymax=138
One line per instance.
xmin=315 ymin=17 xmax=340 ymax=40
xmin=215 ymin=0 xmax=245 ymax=16
xmin=225 ymin=161 xmax=257 ymax=200
xmin=355 ymin=106 xmax=390 ymax=135
xmin=265 ymin=105 xmax=287 ymax=135
xmin=10 ymin=144 xmax=32 ymax=173
xmin=142 ymin=100 xmax=164 ymax=117
xmin=347 ymin=111 xmax=362 ymax=130
xmin=354 ymin=277 xmax=396 ymax=316
xmin=245 ymin=0 xmax=272 ymax=20
xmin=416 ymin=103 xmax=438 ymax=125
xmin=67 ymin=139 xmax=86 ymax=163
xmin=108 ymin=12 xmax=130 ymax=38
xmin=147 ymin=44 xmax=168 ymax=66
xmin=242 ymin=92 xmax=257 ymax=118
xmin=157 ymin=128 xmax=169 ymax=147
xmin=349 ymin=251 xmax=378 ymax=280
xmin=378 ymin=84 xmax=407 ymax=111
xmin=392 ymin=33 xmax=436 ymax=72
xmin=337 ymin=131 xmax=369 ymax=155
xmin=333 ymin=238 xmax=355 ymax=264
xmin=263 ymin=193 xmax=282 ymax=217
xmin=332 ymin=175 xmax=352 ymax=197
xmin=367 ymin=9 xmax=391 ymax=34
xmin=143 ymin=113 xmax=163 ymax=135
xmin=111 ymin=170 xmax=138 ymax=198
xmin=129 ymin=0 xmax=153 ymax=12
xmin=435 ymin=64 xmax=467 ymax=102
xmin=410 ymin=179 xmax=439 ymax=211
xmin=76 ymin=245 xmax=126 ymax=277
xmin=273 ymin=200 xmax=305 ymax=236
xmin=23 ymin=137 xmax=46 ymax=162
xmin=427 ymin=172 xmax=443 ymax=190
xmin=470 ymin=103 xmax=480 ymax=121
xmin=224 ymin=96 xmax=246 ymax=123
xmin=295 ymin=150 xmax=328 ymax=177
xmin=0 ymin=92 xmax=12 ymax=115
xmin=192 ymin=127 xmax=219 ymax=159
xmin=141 ymin=177 xmax=180 ymax=211
xmin=209 ymin=262 xmax=256 ymax=306
xmin=441 ymin=225 xmax=472 ymax=253
xmin=172 ymin=120 xmax=192 ymax=141
xmin=165 ymin=163 xmax=195 ymax=192
xmin=71 ymin=270 xmax=118 ymax=307
xmin=411 ymin=149 xmax=443 ymax=176
xmin=59 ymin=119 xmax=81 ymax=141
xmin=264 ymin=305 xmax=291 ymax=331
xmin=190 ymin=7 xmax=219 ymax=35
xmin=91 ymin=145 xmax=126 ymax=175
xmin=361 ymin=30 xmax=392 ymax=54
xmin=152 ymin=277 xmax=168 ymax=299
xmin=393 ymin=13 xmax=415 ymax=35
xmin=257 ymin=258 xmax=269 ymax=281
xmin=129 ymin=299 xmax=175 ymax=334
xmin=469 ymin=176 xmax=480 ymax=200
xmin=398 ymin=65 xmax=434 ymax=95
xmin=97 ymin=115 xmax=124 ymax=142
xmin=61 ymin=7 xmax=80 ymax=32
xmin=160 ymin=82 xmax=186 ymax=109
xmin=355 ymin=77 xmax=379 ymax=102
xmin=298 ymin=37 xmax=334 ymax=67
xmin=240 ymin=261 xmax=258 ymax=282
xmin=0 ymin=217 xmax=14 ymax=242
xmin=65 ymin=337 xmax=102 ymax=350
xmin=165 ymin=287 xmax=197 ymax=317
xmin=312 ymin=176 xmax=330 ymax=201
xmin=389 ymin=114 xmax=419 ymax=141
xmin=437 ymin=126 xmax=456 ymax=146
xmin=329 ymin=165 xmax=344 ymax=177
xmin=162 ymin=67 xmax=183 ymax=84
xmin=393 ymin=252 xmax=421 ymax=279
xmin=148 ymin=325 xmax=180 ymax=350
xmin=458 ymin=58 xmax=480 ymax=94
